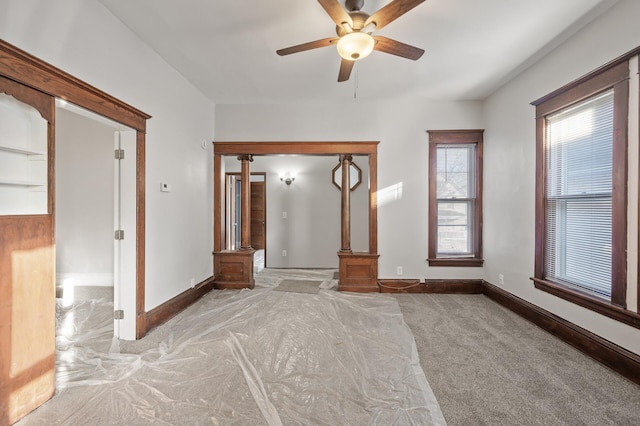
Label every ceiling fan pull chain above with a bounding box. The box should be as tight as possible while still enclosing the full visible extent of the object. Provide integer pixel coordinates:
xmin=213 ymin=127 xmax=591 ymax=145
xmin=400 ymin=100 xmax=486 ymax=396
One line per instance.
xmin=354 ymin=62 xmax=358 ymax=99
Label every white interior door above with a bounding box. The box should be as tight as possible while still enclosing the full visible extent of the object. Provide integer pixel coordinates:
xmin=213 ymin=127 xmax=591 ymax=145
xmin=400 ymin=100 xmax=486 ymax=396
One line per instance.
xmin=113 ymin=130 xmax=137 ymax=340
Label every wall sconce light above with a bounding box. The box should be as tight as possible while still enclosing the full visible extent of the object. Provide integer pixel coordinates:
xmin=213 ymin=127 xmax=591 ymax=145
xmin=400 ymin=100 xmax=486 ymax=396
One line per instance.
xmin=280 ymin=173 xmax=295 ymax=185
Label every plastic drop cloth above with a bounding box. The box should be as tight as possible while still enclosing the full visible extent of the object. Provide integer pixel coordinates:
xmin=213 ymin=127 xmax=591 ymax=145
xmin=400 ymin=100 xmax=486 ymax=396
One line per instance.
xmin=18 ymin=269 xmax=446 ymax=425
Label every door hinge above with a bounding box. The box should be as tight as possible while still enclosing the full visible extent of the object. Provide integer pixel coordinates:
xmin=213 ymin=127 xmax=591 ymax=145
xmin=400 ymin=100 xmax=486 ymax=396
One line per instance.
xmin=114 ymin=230 xmax=125 ymax=240
xmin=114 ymin=310 xmax=124 ymax=320
xmin=115 ymin=149 xmax=125 ymax=160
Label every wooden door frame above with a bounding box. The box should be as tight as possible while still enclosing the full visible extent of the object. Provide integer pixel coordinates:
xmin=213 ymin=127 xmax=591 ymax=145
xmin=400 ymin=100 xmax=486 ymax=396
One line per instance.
xmin=0 ymin=40 xmax=151 ymax=338
xmin=213 ymin=141 xmax=379 ymax=256
xmin=225 ymin=172 xmax=267 ymax=256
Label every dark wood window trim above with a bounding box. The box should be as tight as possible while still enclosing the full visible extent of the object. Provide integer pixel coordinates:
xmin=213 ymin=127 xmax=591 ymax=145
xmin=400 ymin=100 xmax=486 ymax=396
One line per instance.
xmin=427 ymin=129 xmax=484 ymax=267
xmin=532 ymin=278 xmax=640 ymax=330
xmin=531 ymin=56 xmax=632 ymax=322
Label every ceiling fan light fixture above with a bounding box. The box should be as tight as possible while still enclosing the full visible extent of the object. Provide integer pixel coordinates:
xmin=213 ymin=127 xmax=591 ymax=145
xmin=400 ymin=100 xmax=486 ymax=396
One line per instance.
xmin=337 ymin=32 xmax=374 ymax=61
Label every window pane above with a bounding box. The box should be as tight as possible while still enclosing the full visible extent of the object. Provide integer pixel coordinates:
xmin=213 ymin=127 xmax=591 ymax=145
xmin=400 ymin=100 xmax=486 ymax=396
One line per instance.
xmin=544 ymin=90 xmax=613 ymax=299
xmin=436 ymin=145 xmax=475 ymax=198
xmin=546 ymin=198 xmax=612 ymax=297
xmin=437 ymin=201 xmax=471 ymax=254
xmin=547 ymin=91 xmax=613 ymax=197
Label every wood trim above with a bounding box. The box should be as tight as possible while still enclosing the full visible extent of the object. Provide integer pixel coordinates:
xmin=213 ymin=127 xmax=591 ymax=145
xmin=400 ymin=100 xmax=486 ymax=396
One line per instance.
xmin=379 ymin=279 xmax=483 ymax=293
xmin=0 ymin=74 xmax=54 ymax=123
xmin=427 ymin=138 xmax=437 ymax=261
xmin=369 ymin=151 xmax=378 ymax=254
xmin=427 ymin=129 xmax=485 ymax=143
xmin=611 ymin=78 xmax=629 ymax=307
xmin=0 ymin=40 xmax=150 ymax=131
xmin=531 ymin=278 xmax=640 ymax=330
xmin=0 ymin=39 xmax=150 ymax=339
xmin=338 ymin=252 xmax=379 ymax=292
xmin=533 ymin=55 xmax=630 ymax=314
xmin=239 ymin=155 xmax=253 ymax=250
xmin=638 ymin=56 xmax=640 ymax=313
xmin=136 ymin=131 xmax=147 ymax=338
xmin=213 ymin=154 xmax=223 ymax=252
xmin=0 ymin=215 xmax=56 ymax=424
xmin=340 ymin=154 xmax=352 ymax=252
xmin=484 ymin=281 xmax=640 ymax=386
xmin=213 ymin=141 xmax=379 ymax=288
xmin=213 ymin=141 xmax=378 ymax=156
xmin=534 ymin=117 xmax=546 ymax=279
xmin=532 ymin=56 xmax=633 ymax=112
xmin=426 ymin=258 xmax=484 ymax=267
xmin=427 ymin=129 xmax=484 ymax=266
xmin=476 ymin=134 xmax=484 ymax=262
xmin=213 ymin=249 xmax=255 ymax=289
xmin=146 ymin=276 xmax=215 ymax=332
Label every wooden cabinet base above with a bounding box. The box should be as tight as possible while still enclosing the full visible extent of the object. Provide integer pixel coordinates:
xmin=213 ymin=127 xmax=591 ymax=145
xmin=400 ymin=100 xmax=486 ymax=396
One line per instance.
xmin=213 ymin=250 xmax=255 ymax=289
xmin=338 ymin=252 xmax=379 ymax=292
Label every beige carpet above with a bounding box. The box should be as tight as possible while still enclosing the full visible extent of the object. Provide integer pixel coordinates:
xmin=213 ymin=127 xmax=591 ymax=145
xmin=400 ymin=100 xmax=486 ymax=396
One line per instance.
xmin=394 ymin=293 xmax=640 ymax=425
xmin=273 ymin=279 xmax=322 ymax=294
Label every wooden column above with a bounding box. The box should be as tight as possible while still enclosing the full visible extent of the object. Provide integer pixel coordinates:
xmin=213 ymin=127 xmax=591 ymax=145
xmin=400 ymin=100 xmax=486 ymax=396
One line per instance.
xmin=340 ymin=154 xmax=352 ymax=252
xmin=213 ymin=154 xmax=255 ymax=290
xmin=239 ymin=154 xmax=253 ymax=250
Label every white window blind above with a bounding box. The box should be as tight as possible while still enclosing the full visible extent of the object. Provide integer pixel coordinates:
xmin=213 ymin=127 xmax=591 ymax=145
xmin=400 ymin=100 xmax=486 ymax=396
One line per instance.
xmin=436 ymin=144 xmax=475 ymax=255
xmin=545 ymin=90 xmax=614 ymax=299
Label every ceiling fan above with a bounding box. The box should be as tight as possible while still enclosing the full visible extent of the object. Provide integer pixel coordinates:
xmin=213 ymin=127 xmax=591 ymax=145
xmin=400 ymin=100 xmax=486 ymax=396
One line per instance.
xmin=276 ymin=0 xmax=426 ymax=82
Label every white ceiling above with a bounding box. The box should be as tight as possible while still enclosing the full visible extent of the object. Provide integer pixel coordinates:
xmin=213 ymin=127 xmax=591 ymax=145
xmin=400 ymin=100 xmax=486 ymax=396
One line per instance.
xmin=97 ymin=0 xmax=617 ymax=104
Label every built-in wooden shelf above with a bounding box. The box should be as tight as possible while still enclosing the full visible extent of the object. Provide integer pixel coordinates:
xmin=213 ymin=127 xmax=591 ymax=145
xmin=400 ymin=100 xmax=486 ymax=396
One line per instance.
xmin=0 ymin=145 xmax=46 ymax=156
xmin=0 ymin=178 xmax=46 ymax=187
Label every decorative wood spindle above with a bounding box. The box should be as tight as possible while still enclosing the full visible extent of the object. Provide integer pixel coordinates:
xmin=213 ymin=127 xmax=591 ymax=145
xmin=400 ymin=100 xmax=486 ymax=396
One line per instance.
xmin=340 ymin=154 xmax=352 ymax=252
xmin=238 ymin=154 xmax=253 ymax=250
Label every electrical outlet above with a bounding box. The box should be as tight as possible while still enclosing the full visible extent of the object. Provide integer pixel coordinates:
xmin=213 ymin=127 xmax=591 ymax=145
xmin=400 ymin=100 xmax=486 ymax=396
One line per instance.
xmin=498 ymin=274 xmax=504 ymax=285
xmin=282 ymin=211 xmax=287 ymax=219
xmin=282 ymin=250 xmax=287 ymax=257
xmin=397 ymin=266 xmax=403 ymax=276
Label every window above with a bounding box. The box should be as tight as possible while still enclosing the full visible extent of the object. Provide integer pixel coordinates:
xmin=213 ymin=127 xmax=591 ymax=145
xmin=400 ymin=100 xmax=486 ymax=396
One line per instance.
xmin=427 ymin=130 xmax=483 ymax=266
xmin=545 ymin=91 xmax=614 ymax=298
xmin=532 ymin=60 xmax=631 ymax=320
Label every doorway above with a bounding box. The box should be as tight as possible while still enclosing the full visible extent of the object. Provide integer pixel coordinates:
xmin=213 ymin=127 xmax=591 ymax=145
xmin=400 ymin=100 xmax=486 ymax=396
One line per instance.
xmin=226 ymin=172 xmax=267 ymax=270
xmin=55 ymin=101 xmax=137 ymax=340
xmin=213 ymin=141 xmax=379 ymax=290
xmin=0 ymin=39 xmax=150 ymax=423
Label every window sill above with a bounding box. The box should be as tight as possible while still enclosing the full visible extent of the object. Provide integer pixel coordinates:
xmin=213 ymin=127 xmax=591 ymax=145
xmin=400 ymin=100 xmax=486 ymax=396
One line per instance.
xmin=531 ymin=277 xmax=640 ymax=330
xmin=427 ymin=258 xmax=484 ymax=267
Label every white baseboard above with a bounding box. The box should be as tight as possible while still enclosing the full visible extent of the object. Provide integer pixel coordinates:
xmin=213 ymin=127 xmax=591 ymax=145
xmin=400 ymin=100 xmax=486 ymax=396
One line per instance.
xmin=56 ymin=273 xmax=114 ymax=287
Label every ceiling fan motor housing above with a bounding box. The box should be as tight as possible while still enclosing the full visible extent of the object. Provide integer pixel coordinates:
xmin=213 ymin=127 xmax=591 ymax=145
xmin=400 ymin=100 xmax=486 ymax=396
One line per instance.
xmin=336 ymin=11 xmax=369 ymax=36
xmin=345 ymin=0 xmax=364 ymax=11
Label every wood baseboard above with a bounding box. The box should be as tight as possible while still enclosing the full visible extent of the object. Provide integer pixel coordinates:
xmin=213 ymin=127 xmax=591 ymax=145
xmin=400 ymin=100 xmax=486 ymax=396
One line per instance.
xmin=482 ymin=281 xmax=640 ymax=386
xmin=379 ymin=279 xmax=483 ymax=294
xmin=146 ymin=276 xmax=215 ymax=333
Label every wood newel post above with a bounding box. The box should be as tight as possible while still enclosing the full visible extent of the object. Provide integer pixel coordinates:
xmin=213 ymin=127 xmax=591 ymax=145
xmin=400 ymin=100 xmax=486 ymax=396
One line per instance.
xmin=340 ymin=154 xmax=352 ymax=252
xmin=239 ymin=154 xmax=253 ymax=250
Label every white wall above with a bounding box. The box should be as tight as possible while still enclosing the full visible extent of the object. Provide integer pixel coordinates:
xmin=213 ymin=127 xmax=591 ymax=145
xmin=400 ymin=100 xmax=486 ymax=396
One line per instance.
xmin=215 ymin=99 xmax=484 ymax=279
xmin=55 ymin=108 xmax=114 ymax=286
xmin=224 ymin=155 xmax=369 ymax=268
xmin=0 ymin=0 xmax=215 ymax=311
xmin=483 ymin=0 xmax=640 ymax=355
